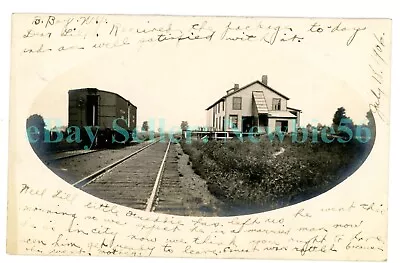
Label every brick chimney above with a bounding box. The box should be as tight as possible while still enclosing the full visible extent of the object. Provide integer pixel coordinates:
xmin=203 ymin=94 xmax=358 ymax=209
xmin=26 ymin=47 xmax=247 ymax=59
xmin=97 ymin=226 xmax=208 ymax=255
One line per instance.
xmin=227 ymin=84 xmax=240 ymax=94
xmin=262 ymin=75 xmax=268 ymax=86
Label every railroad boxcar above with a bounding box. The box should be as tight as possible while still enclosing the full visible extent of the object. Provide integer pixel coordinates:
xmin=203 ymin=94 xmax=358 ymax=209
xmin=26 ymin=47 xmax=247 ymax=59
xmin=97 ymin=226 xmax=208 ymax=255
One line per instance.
xmin=68 ymin=88 xmax=137 ymax=148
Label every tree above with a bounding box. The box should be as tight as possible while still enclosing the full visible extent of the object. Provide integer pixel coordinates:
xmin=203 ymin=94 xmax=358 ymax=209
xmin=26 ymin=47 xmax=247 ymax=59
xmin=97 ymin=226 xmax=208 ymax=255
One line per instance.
xmin=306 ymin=123 xmax=313 ymax=133
xmin=180 ymin=121 xmax=189 ymax=131
xmin=366 ymin=109 xmax=375 ymax=128
xmin=26 ymin=114 xmax=46 ymax=140
xmin=333 ymin=107 xmax=350 ymax=132
xmin=366 ymin=109 xmax=376 ymax=141
xmin=332 ymin=107 xmax=347 ymax=128
xmin=141 ymin=121 xmax=149 ymax=132
xmin=26 ymin=114 xmax=47 ymax=154
xmin=332 ymin=107 xmax=355 ymax=137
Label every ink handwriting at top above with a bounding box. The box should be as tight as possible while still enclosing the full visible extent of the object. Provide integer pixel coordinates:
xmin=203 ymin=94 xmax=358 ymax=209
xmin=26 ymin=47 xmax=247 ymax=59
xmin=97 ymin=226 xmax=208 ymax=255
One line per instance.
xmin=220 ymin=22 xmax=304 ymax=44
xmin=308 ymin=22 xmax=367 ymax=46
xmin=32 ymin=16 xmax=57 ymax=28
xmin=20 ymin=15 xmax=371 ymax=55
xmin=136 ymin=22 xmax=216 ymax=45
xmin=32 ymin=15 xmax=107 ymax=29
xmin=23 ymin=29 xmax=52 ymax=39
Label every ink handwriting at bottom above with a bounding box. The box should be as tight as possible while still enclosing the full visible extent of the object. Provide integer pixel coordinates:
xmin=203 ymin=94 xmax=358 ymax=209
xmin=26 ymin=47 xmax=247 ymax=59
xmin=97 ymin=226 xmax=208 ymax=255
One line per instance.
xmin=293 ymin=235 xmax=337 ymax=256
xmin=51 ymin=233 xmax=82 ymax=250
xmin=87 ymin=240 xmax=155 ymax=257
xmin=67 ymin=217 xmax=88 ymax=235
xmin=52 ymin=189 xmax=77 ymax=204
xmin=20 ymin=184 xmax=46 ymax=197
xmin=193 ymin=234 xmax=224 ymax=245
xmin=346 ymin=231 xmax=384 ymax=252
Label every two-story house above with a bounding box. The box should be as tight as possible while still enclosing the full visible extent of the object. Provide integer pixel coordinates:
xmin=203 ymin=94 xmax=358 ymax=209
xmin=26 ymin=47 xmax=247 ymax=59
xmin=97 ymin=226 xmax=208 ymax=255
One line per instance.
xmin=205 ymin=75 xmax=301 ymax=134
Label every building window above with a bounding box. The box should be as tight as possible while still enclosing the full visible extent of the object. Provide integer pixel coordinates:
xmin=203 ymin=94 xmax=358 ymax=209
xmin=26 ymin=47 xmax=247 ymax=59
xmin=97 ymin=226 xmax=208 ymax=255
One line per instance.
xmin=229 ymin=115 xmax=238 ymax=129
xmin=218 ymin=103 xmax=220 ymax=113
xmin=272 ymin=98 xmax=281 ymax=110
xmin=222 ymin=101 xmax=224 ymax=111
xmin=232 ymin=97 xmax=242 ymax=110
xmin=222 ymin=116 xmax=225 ymax=131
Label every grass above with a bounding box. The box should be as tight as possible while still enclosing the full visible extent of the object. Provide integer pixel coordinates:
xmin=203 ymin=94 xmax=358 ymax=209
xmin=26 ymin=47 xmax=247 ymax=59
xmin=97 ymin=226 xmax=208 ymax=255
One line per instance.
xmin=181 ymin=134 xmax=374 ymax=214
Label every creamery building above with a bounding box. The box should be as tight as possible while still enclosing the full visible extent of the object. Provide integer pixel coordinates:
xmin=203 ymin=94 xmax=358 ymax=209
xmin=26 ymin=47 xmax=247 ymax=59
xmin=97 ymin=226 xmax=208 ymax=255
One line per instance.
xmin=205 ymin=75 xmax=301 ymax=133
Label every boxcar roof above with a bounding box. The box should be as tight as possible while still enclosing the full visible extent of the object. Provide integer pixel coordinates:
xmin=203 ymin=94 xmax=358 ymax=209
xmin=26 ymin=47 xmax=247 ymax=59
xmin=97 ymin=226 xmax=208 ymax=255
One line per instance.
xmin=69 ymin=88 xmax=137 ymax=108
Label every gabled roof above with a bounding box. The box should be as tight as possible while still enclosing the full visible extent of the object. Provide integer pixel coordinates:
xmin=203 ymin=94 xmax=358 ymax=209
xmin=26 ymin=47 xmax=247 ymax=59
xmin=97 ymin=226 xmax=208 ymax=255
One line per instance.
xmin=205 ymin=98 xmax=225 ymax=111
xmin=205 ymin=80 xmax=290 ymax=110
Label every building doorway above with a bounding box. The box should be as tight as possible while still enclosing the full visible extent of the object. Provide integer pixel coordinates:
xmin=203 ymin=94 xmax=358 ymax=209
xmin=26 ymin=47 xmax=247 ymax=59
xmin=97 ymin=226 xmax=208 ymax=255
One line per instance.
xmin=275 ymin=120 xmax=288 ymax=132
xmin=259 ymin=114 xmax=268 ymax=126
xmin=242 ymin=116 xmax=254 ymax=133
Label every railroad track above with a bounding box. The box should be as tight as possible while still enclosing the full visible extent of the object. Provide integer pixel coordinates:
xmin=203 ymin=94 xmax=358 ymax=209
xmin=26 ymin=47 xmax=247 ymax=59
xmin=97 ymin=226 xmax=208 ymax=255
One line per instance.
xmin=74 ymin=139 xmax=181 ymax=212
xmin=72 ymin=139 xmax=161 ymax=188
xmin=44 ymin=149 xmax=100 ymax=162
xmin=44 ymin=142 xmax=147 ymax=163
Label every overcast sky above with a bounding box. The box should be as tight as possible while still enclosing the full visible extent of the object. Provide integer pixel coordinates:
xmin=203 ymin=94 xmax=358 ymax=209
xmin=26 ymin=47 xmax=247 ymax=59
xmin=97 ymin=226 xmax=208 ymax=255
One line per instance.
xmin=28 ymin=17 xmax=375 ymax=131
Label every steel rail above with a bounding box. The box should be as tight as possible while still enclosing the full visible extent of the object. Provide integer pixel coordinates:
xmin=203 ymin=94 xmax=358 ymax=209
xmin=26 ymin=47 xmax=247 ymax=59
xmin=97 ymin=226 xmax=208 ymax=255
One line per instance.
xmin=72 ymin=139 xmax=160 ymax=188
xmin=145 ymin=140 xmax=171 ymax=212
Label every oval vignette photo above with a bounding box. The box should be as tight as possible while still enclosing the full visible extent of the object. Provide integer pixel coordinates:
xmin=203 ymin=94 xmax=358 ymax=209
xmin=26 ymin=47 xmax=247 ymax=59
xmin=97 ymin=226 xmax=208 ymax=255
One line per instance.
xmin=9 ymin=13 xmax=391 ymax=260
xmin=25 ymin=72 xmax=376 ymax=217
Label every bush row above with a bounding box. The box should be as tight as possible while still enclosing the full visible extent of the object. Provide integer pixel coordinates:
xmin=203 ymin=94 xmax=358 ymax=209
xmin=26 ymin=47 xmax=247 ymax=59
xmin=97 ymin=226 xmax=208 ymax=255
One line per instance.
xmin=181 ymin=136 xmax=374 ymax=213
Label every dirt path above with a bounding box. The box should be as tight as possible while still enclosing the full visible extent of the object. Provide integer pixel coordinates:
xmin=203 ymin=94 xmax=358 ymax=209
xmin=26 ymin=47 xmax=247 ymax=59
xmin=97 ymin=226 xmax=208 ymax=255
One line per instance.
xmin=273 ymin=147 xmax=285 ymax=157
xmin=162 ymin=143 xmax=226 ymax=217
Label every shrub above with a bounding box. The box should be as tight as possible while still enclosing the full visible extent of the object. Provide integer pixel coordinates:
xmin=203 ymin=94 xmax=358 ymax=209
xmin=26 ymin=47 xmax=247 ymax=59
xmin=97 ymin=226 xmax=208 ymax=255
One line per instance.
xmin=180 ymin=137 xmax=373 ymax=214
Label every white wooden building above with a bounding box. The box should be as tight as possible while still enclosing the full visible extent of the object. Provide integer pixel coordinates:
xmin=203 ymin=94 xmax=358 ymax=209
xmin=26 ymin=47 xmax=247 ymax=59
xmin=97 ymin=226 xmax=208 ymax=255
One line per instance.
xmin=205 ymin=75 xmax=301 ymax=133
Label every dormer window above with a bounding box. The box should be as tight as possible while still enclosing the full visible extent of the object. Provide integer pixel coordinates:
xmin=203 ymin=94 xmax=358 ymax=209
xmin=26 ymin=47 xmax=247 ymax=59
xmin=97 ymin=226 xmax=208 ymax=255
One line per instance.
xmin=272 ymin=98 xmax=281 ymax=110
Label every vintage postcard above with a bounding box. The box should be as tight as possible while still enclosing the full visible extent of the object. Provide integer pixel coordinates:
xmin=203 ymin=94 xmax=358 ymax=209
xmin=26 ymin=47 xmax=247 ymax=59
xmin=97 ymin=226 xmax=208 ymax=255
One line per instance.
xmin=7 ymin=14 xmax=391 ymax=260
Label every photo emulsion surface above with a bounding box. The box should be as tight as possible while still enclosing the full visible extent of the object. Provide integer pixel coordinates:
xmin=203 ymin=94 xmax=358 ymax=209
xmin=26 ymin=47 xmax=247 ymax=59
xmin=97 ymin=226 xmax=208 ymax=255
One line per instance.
xmin=8 ymin=14 xmax=391 ymax=260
